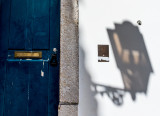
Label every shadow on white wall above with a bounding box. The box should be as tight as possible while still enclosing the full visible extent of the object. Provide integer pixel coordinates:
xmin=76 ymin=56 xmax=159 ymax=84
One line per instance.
xmin=79 ymin=22 xmax=154 ymax=116
xmin=107 ymin=21 xmax=153 ymax=101
xmin=79 ymin=46 xmax=98 ymax=116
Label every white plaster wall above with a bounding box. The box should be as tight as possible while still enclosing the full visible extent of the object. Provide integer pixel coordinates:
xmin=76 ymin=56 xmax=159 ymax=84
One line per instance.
xmin=79 ymin=0 xmax=160 ymax=116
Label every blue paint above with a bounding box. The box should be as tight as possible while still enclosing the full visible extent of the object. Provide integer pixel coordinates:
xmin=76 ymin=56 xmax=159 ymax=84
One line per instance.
xmin=28 ymin=62 xmax=49 ymax=116
xmin=0 ymin=60 xmax=6 ymax=116
xmin=5 ymin=62 xmax=28 ymax=116
xmin=0 ymin=0 xmax=60 ymax=116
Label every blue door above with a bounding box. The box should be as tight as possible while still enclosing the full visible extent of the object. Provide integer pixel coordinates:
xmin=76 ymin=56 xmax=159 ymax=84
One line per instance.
xmin=0 ymin=0 xmax=60 ymax=116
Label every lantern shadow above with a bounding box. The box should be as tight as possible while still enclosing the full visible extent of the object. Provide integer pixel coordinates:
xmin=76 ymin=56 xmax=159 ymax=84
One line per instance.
xmin=105 ymin=21 xmax=153 ymax=102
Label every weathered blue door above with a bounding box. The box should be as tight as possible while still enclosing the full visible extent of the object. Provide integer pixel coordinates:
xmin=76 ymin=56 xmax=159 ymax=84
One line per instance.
xmin=0 ymin=0 xmax=60 ymax=116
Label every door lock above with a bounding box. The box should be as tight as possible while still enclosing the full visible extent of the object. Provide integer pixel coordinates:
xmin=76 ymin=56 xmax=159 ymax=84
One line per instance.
xmin=50 ymin=48 xmax=58 ymax=66
xmin=50 ymin=54 xmax=58 ymax=66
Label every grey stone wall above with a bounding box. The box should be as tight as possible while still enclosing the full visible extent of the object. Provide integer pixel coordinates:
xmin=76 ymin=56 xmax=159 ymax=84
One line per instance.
xmin=59 ymin=0 xmax=79 ymax=115
xmin=58 ymin=105 xmax=78 ymax=116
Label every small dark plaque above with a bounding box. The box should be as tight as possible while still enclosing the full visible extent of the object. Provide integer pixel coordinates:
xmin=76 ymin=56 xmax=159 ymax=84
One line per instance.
xmin=98 ymin=45 xmax=109 ymax=62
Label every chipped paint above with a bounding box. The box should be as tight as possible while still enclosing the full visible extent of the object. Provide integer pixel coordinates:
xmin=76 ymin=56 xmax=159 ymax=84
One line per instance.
xmin=41 ymin=70 xmax=44 ymax=77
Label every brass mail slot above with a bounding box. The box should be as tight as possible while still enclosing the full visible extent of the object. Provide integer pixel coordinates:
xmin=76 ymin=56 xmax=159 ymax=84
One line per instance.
xmin=14 ymin=51 xmax=42 ymax=58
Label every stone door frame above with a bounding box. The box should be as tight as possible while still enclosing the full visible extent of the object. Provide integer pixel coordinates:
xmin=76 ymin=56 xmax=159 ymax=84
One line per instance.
xmin=59 ymin=0 xmax=79 ymax=115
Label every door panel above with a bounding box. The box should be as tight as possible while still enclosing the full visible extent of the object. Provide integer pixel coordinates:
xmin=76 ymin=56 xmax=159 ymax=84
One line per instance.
xmin=28 ymin=61 xmax=48 ymax=116
xmin=0 ymin=60 xmax=6 ymax=116
xmin=9 ymin=0 xmax=27 ymax=49
xmin=9 ymin=0 xmax=50 ymax=50
xmin=5 ymin=61 xmax=28 ymax=116
xmin=0 ymin=0 xmax=10 ymax=58
xmin=32 ymin=0 xmax=50 ymax=50
xmin=5 ymin=61 xmax=49 ymax=116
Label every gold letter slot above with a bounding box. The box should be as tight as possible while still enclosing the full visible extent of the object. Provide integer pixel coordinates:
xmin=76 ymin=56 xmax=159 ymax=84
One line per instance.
xmin=14 ymin=51 xmax=42 ymax=59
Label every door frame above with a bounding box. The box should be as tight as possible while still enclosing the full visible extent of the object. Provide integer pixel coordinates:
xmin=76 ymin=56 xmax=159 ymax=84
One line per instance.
xmin=59 ymin=0 xmax=79 ymax=116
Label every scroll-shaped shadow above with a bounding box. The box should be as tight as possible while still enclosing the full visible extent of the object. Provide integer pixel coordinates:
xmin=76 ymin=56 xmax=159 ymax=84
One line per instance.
xmin=103 ymin=21 xmax=153 ymax=104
